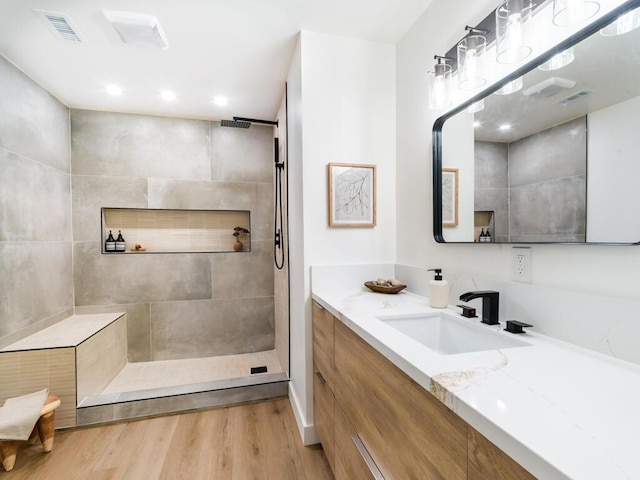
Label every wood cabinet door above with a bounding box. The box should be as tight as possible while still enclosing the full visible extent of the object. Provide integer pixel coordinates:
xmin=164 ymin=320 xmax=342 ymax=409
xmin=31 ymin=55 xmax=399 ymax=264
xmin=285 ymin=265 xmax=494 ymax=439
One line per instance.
xmin=335 ymin=402 xmax=379 ymax=480
xmin=334 ymin=320 xmax=467 ymax=480
xmin=312 ymin=301 xmax=335 ymax=392
xmin=313 ymin=362 xmax=335 ymax=472
xmin=468 ymin=427 xmax=536 ymax=480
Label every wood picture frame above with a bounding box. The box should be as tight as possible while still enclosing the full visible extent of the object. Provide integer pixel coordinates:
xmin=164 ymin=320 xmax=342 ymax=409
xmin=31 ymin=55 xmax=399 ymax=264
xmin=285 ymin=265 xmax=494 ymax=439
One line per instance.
xmin=442 ymin=168 xmax=458 ymax=227
xmin=328 ymin=163 xmax=376 ymax=227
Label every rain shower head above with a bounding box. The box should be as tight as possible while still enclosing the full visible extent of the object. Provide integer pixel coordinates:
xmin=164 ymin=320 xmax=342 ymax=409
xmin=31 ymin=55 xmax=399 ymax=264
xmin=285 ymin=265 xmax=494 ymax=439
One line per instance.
xmin=220 ymin=119 xmax=251 ymax=128
xmin=220 ymin=116 xmax=278 ymax=129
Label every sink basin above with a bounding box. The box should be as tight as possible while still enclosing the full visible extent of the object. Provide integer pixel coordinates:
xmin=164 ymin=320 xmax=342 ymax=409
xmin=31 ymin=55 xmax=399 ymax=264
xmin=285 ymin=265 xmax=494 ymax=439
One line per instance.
xmin=376 ymin=313 xmax=528 ymax=355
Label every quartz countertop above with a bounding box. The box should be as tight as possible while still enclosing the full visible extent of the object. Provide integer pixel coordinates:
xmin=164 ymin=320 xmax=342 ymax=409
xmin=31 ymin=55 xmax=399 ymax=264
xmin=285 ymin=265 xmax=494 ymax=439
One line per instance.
xmin=2 ymin=313 xmax=125 ymax=351
xmin=312 ymin=285 xmax=640 ymax=480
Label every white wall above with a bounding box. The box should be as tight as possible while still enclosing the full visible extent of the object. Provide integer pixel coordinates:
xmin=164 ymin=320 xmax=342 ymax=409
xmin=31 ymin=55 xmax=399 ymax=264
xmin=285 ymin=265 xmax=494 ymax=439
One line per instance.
xmin=287 ymin=31 xmax=396 ymax=443
xmin=587 ymin=96 xmax=640 ymax=243
xmin=397 ymin=0 xmax=640 ymax=304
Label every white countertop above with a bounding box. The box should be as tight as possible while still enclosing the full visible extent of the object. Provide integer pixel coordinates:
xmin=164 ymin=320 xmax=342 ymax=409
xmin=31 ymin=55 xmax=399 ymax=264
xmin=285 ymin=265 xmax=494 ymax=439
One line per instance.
xmin=2 ymin=313 xmax=125 ymax=351
xmin=312 ymin=285 xmax=640 ymax=480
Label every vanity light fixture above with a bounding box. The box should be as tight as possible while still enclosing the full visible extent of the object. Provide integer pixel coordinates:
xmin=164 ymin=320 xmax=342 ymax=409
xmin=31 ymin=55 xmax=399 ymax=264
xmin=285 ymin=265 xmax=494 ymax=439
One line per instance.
xmin=105 ymin=84 xmax=122 ymax=96
xmin=495 ymin=0 xmax=533 ymax=64
xmin=538 ymin=47 xmax=575 ymax=71
xmin=553 ymin=0 xmax=600 ymax=27
xmin=428 ymin=56 xmax=453 ymax=110
xmin=457 ymin=27 xmax=488 ymax=90
xmin=467 ymin=99 xmax=485 ymax=113
xmin=494 ymin=77 xmax=523 ymax=95
xmin=600 ymin=6 xmax=640 ymax=36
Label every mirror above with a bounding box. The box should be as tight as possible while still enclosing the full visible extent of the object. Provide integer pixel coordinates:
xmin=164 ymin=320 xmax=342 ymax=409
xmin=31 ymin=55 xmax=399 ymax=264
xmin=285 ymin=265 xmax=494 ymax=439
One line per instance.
xmin=433 ymin=1 xmax=640 ymax=244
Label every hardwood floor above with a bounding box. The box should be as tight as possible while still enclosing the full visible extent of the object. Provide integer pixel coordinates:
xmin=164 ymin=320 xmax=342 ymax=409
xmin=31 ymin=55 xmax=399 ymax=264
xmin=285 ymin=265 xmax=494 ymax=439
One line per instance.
xmin=2 ymin=398 xmax=334 ymax=480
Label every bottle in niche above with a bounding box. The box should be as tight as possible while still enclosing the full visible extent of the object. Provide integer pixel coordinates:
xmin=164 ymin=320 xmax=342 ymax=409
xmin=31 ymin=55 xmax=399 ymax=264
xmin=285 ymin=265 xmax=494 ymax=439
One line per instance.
xmin=105 ymin=230 xmax=116 ymax=252
xmin=479 ymin=228 xmax=486 ymax=242
xmin=485 ymin=228 xmax=492 ymax=242
xmin=115 ymin=230 xmax=126 ymax=252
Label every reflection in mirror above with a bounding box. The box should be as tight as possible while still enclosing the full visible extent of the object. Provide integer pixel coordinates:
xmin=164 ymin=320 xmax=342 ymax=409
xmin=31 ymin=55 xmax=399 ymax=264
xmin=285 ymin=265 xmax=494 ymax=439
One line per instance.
xmin=434 ymin=1 xmax=640 ymax=244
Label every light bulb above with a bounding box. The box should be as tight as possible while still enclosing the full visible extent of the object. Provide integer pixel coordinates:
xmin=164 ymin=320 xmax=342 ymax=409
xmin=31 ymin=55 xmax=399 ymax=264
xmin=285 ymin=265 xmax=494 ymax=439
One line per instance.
xmin=600 ymin=7 xmax=640 ymax=36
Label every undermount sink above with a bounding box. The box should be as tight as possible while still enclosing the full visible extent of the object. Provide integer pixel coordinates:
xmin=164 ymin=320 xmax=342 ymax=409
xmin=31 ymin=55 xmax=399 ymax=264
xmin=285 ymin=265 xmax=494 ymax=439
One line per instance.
xmin=376 ymin=313 xmax=528 ymax=355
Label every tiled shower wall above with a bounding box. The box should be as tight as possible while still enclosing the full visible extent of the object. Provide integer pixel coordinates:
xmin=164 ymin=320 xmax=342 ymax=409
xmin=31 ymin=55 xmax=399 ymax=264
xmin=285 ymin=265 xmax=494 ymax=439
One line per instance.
xmin=71 ymin=110 xmax=276 ymax=362
xmin=474 ymin=116 xmax=586 ymax=243
xmin=0 ymin=56 xmax=74 ymax=347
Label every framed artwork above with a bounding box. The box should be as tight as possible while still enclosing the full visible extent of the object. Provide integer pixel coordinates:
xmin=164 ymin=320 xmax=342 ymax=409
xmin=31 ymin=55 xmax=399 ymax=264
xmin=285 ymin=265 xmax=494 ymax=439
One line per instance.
xmin=328 ymin=163 xmax=376 ymax=227
xmin=442 ymin=168 xmax=458 ymax=227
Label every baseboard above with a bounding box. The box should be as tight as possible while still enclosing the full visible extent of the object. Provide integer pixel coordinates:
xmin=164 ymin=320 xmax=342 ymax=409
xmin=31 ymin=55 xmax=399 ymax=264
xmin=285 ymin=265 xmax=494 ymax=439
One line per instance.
xmin=288 ymin=383 xmax=319 ymax=446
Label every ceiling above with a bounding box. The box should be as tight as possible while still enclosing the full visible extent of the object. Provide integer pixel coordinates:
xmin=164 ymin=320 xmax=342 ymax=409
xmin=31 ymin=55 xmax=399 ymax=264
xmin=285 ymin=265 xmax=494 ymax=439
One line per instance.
xmin=0 ymin=0 xmax=433 ymax=121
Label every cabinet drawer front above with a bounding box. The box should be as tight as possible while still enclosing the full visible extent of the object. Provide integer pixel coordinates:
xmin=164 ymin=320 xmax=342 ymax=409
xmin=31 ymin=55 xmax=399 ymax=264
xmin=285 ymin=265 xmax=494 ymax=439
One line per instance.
xmin=312 ymin=302 xmax=335 ymax=392
xmin=468 ymin=427 xmax=535 ymax=480
xmin=335 ymin=403 xmax=379 ymax=480
xmin=313 ymin=364 xmax=335 ymax=472
xmin=334 ymin=320 xmax=467 ymax=480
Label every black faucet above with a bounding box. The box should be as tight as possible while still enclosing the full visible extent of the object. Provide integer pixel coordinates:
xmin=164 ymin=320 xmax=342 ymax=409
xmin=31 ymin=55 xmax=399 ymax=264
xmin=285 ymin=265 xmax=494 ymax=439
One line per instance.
xmin=459 ymin=291 xmax=500 ymax=325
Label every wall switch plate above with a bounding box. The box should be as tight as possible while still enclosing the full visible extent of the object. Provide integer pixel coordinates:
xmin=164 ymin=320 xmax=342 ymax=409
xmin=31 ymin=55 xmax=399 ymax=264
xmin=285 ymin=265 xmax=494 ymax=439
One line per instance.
xmin=512 ymin=247 xmax=532 ymax=283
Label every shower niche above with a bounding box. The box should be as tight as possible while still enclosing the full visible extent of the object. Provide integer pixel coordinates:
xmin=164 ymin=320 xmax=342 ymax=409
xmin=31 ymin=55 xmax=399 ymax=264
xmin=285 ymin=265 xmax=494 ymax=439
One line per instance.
xmin=101 ymin=207 xmax=251 ymax=254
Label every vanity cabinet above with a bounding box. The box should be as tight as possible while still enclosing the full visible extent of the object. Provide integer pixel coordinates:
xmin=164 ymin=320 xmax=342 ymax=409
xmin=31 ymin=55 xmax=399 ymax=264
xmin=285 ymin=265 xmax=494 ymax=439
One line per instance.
xmin=312 ymin=300 xmax=536 ymax=480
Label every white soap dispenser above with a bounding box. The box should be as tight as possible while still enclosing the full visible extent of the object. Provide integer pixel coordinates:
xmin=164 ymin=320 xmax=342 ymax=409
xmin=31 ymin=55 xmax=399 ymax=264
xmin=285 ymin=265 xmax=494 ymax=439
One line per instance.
xmin=427 ymin=268 xmax=449 ymax=308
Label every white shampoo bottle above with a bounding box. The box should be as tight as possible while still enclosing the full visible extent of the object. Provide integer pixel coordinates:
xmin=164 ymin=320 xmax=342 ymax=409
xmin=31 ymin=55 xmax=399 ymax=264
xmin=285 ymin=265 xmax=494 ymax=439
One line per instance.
xmin=427 ymin=268 xmax=449 ymax=308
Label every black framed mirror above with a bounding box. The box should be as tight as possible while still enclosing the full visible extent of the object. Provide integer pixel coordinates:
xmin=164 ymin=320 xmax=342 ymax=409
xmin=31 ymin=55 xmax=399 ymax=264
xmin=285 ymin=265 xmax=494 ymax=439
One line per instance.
xmin=433 ymin=0 xmax=640 ymax=244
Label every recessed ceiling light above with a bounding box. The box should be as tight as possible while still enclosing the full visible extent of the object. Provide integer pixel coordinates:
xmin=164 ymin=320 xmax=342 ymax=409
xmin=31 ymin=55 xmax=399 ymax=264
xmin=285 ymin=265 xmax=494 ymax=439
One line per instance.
xmin=474 ymin=121 xmax=481 ymax=128
xmin=161 ymin=90 xmax=176 ymax=101
xmin=499 ymin=124 xmax=511 ymax=130
xmin=213 ymin=95 xmax=228 ymax=106
xmin=106 ymin=85 xmax=122 ymax=96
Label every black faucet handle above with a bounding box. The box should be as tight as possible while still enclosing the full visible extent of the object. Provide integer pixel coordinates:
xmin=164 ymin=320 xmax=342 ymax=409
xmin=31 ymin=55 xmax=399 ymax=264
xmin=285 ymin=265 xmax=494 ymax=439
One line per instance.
xmin=504 ymin=320 xmax=533 ymax=334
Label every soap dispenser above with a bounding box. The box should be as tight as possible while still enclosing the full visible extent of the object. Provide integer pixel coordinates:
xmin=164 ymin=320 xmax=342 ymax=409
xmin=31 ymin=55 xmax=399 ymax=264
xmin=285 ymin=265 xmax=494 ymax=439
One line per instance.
xmin=427 ymin=268 xmax=450 ymax=308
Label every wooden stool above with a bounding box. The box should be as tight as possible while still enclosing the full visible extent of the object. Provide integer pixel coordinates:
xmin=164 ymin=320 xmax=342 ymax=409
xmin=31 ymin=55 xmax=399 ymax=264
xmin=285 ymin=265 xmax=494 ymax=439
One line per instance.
xmin=0 ymin=394 xmax=61 ymax=472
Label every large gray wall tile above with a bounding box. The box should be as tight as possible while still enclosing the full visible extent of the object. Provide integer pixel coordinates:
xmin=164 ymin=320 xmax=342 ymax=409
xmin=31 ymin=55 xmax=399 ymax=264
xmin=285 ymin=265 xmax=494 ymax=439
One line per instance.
xmin=74 ymin=303 xmax=151 ymax=362
xmin=509 ymin=117 xmax=586 ymax=188
xmin=72 ymin=175 xmax=148 ymax=242
xmin=0 ymin=56 xmax=70 ymax=173
xmin=211 ymin=123 xmax=274 ymax=182
xmin=150 ymin=298 xmax=275 ymax=360
xmin=73 ymin=242 xmax=212 ymax=305
xmin=510 ymin=176 xmax=586 ymax=237
xmin=475 ymin=142 xmax=508 ymax=189
xmin=211 ymin=241 xmax=274 ymax=299
xmin=0 ymin=243 xmax=73 ymax=337
xmin=71 ymin=110 xmax=211 ymax=179
xmin=148 ymin=178 xmax=255 ymax=211
xmin=0 ymin=150 xmax=71 ymax=242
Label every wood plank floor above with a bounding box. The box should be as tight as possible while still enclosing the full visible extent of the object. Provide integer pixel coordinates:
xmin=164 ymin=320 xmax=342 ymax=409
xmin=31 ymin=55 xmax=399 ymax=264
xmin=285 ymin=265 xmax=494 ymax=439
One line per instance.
xmin=2 ymin=398 xmax=334 ymax=480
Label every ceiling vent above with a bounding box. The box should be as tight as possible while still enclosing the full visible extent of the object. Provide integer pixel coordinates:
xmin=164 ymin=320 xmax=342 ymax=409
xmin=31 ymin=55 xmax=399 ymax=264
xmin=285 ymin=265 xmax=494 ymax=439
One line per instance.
xmin=103 ymin=11 xmax=169 ymax=49
xmin=34 ymin=10 xmax=86 ymax=44
xmin=522 ymin=77 xmax=576 ymax=98
xmin=556 ymin=89 xmax=593 ymax=106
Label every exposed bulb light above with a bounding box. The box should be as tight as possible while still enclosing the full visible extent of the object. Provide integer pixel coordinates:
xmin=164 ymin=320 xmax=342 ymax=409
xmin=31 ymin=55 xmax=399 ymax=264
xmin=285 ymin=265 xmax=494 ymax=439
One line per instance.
xmin=467 ymin=99 xmax=485 ymax=113
xmin=538 ymin=47 xmax=575 ymax=71
xmin=105 ymin=84 xmax=122 ymax=96
xmin=457 ymin=27 xmax=487 ymax=90
xmin=494 ymin=77 xmax=523 ymax=95
xmin=161 ymin=90 xmax=176 ymax=101
xmin=600 ymin=6 xmax=640 ymax=36
xmin=496 ymin=0 xmax=533 ymax=64
xmin=213 ymin=95 xmax=228 ymax=106
xmin=428 ymin=56 xmax=453 ymax=110
xmin=553 ymin=0 xmax=600 ymax=27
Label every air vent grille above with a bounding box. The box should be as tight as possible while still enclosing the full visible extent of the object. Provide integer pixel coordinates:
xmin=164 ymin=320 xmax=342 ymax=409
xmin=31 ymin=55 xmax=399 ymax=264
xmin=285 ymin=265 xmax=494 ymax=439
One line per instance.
xmin=556 ymin=90 xmax=593 ymax=106
xmin=34 ymin=10 xmax=86 ymax=44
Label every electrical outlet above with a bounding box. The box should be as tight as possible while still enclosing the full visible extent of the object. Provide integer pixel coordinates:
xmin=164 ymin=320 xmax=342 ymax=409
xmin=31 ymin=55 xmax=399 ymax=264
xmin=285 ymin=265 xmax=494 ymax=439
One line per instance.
xmin=512 ymin=247 xmax=531 ymax=283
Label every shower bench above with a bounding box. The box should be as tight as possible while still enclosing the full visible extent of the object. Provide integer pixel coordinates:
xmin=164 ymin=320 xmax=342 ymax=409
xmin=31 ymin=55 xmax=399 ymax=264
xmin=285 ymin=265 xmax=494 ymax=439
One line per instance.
xmin=0 ymin=313 xmax=127 ymax=428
